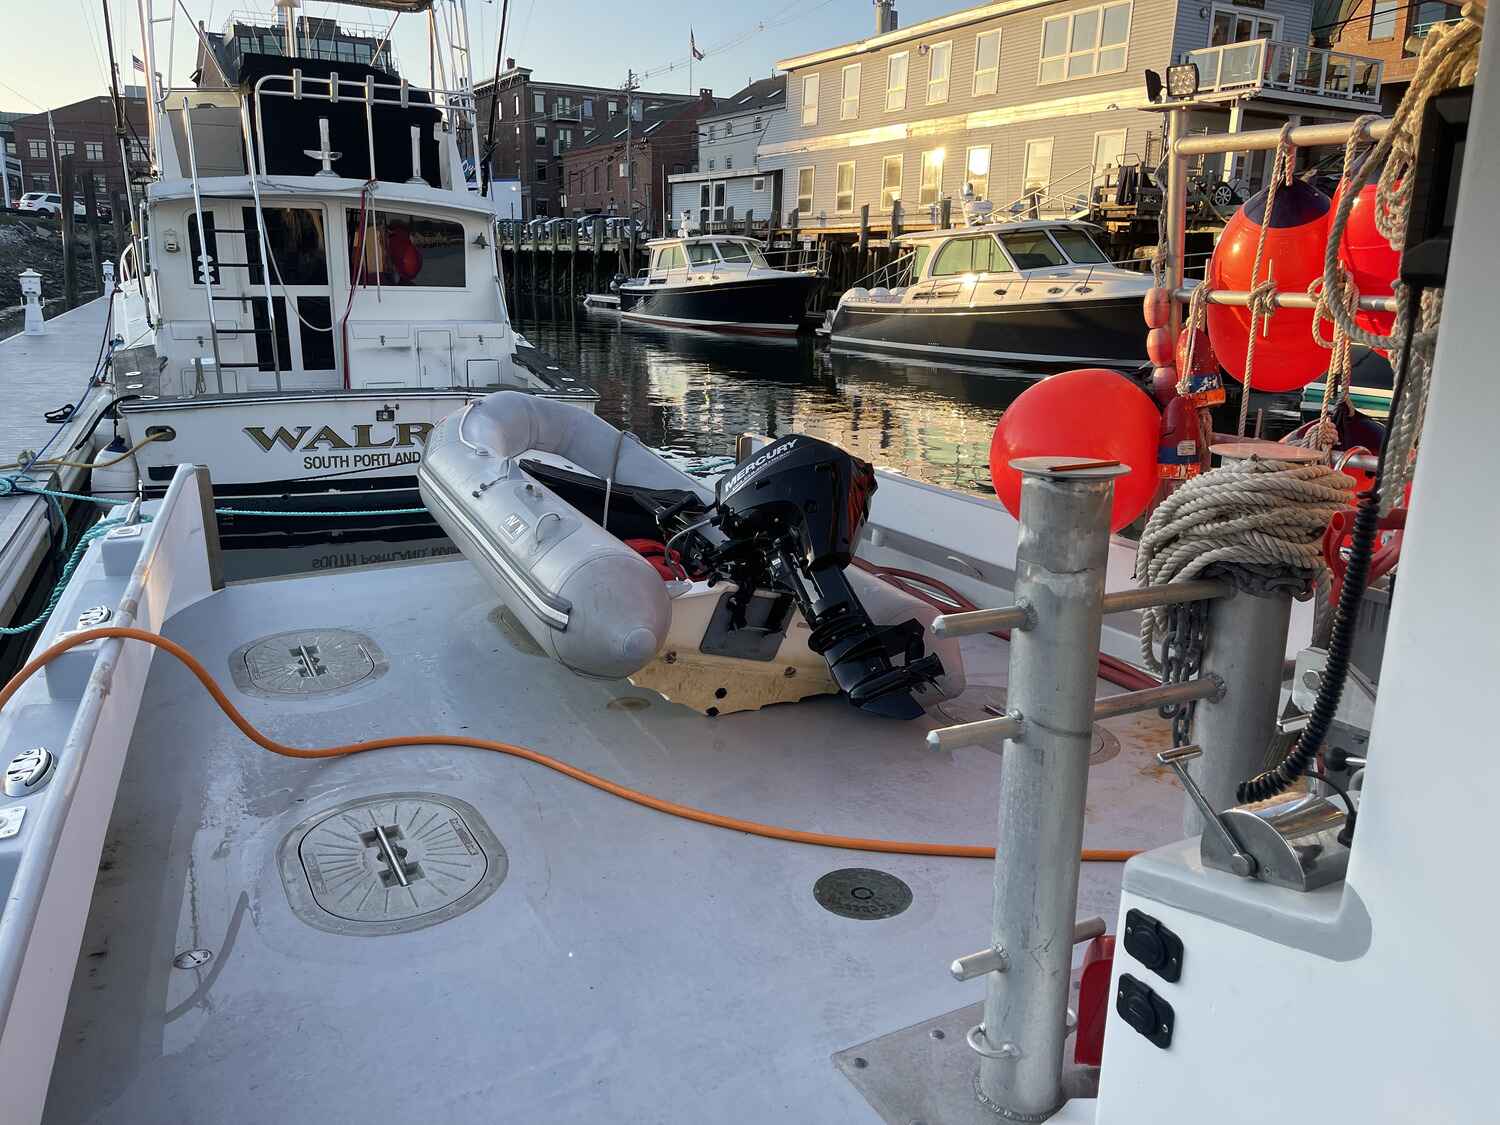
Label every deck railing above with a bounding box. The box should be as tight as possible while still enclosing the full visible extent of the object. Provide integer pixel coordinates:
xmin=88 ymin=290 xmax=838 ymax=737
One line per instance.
xmin=1187 ymin=38 xmax=1383 ymax=105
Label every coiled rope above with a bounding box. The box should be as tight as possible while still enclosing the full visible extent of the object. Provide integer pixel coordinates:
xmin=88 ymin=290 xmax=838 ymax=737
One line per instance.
xmin=1136 ymin=458 xmax=1355 ymax=671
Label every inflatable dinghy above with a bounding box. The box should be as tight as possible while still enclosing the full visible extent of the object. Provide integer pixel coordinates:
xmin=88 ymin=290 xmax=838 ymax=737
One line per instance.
xmin=419 ymin=391 xmax=964 ymax=717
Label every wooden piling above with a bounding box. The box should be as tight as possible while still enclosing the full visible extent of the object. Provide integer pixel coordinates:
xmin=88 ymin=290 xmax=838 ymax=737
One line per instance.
xmin=939 ymin=197 xmax=952 ymax=230
xmin=569 ymin=219 xmax=579 ymax=308
xmin=744 ymin=209 xmax=754 ymax=238
xmin=592 ymin=215 xmax=605 ymax=293
xmin=59 ymin=157 xmax=78 ymax=310
xmin=81 ymin=175 xmax=104 ymax=294
xmin=550 ymin=223 xmax=558 ymax=297
xmin=858 ymin=204 xmax=870 ymax=280
xmin=891 ymin=200 xmax=903 ymax=239
xmin=110 ymin=192 xmax=127 ymax=273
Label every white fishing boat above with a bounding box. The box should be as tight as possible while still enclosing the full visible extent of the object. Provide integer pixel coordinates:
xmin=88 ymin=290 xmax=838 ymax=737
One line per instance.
xmin=104 ymin=0 xmax=596 ymax=533
xmin=825 ymin=217 xmax=1153 ymax=369
xmin=0 ymin=13 xmax=1492 ymax=1125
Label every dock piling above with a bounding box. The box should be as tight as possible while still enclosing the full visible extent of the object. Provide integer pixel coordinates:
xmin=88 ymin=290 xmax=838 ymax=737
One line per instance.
xmin=59 ymin=156 xmax=78 ymax=310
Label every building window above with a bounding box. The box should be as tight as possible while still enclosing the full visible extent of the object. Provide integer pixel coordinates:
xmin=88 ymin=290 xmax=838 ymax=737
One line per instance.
xmin=708 ymin=158 xmax=716 ymax=170
xmin=840 ymin=64 xmax=861 ymax=119
xmin=536 ymin=161 xmax=547 ymax=181
xmin=583 ymin=98 xmax=594 ymax=118
xmin=534 ymin=125 xmax=547 ymax=146
xmin=607 ymin=98 xmax=619 ymax=115
xmin=557 ymin=128 xmax=573 ymax=153
xmin=708 ymin=124 xmax=717 ymax=141
xmin=927 ymin=41 xmax=952 ymax=104
xmin=29 ymin=139 xmax=47 ymax=159
xmin=725 ymin=121 xmax=734 ymax=136
xmin=1370 ymin=0 xmax=1399 ymax=39
xmin=835 ymin=161 xmax=854 ymax=212
xmin=886 ymin=51 xmax=908 ymax=111
xmin=752 ymin=176 xmax=765 ymax=192
xmin=1039 ymin=1 xmax=1131 ymax=84
xmin=630 ymin=99 xmax=642 ymax=121
xmin=30 ymin=173 xmax=50 ymax=190
xmin=796 ymin=166 xmax=814 ymax=214
xmin=713 ymin=181 xmax=727 ymax=222
xmin=85 ymin=142 xmax=104 ymax=161
xmin=1022 ymin=137 xmax=1054 ymax=198
xmin=919 ymin=149 xmax=944 ymax=205
xmin=129 ymin=139 xmax=148 ymax=163
xmin=973 ymin=30 xmax=1001 ymax=96
xmin=533 ymin=92 xmax=545 ymax=114
xmin=514 ymin=94 xmax=521 ymax=116
xmin=93 ymin=173 xmax=108 ymax=194
xmin=725 ymin=155 xmax=733 ymax=169
xmin=881 ymin=154 xmax=902 ymax=210
xmin=801 ymin=74 xmax=819 ymax=126
xmin=753 ymin=115 xmax=763 ymax=130
xmin=965 ymin=145 xmax=991 ymax=199
xmin=593 ymin=166 xmax=600 ymax=191
xmin=57 ymin=141 xmax=75 ymax=158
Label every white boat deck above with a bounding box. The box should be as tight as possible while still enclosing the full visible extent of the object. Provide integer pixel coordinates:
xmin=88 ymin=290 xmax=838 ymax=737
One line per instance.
xmin=39 ymin=551 xmax=1184 ymax=1124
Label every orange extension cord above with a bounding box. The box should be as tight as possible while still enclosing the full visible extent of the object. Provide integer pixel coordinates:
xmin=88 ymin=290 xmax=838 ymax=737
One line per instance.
xmin=0 ymin=627 xmax=1141 ymax=864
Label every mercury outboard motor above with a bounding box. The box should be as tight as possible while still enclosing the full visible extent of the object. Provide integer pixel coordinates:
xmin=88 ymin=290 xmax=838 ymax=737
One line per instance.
xmin=701 ymin=435 xmax=943 ymax=719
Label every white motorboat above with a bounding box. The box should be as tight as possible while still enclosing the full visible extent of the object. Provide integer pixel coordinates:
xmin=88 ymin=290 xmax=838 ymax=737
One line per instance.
xmin=826 ymin=219 xmax=1154 ymax=369
xmin=104 ymin=0 xmax=596 ymax=543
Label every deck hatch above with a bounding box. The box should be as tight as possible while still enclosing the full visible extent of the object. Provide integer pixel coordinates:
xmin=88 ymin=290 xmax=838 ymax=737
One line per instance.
xmin=278 ymin=793 xmax=507 ymax=935
xmin=814 ymin=868 xmax=913 ymax=920
xmin=231 ymin=628 xmax=387 ymax=698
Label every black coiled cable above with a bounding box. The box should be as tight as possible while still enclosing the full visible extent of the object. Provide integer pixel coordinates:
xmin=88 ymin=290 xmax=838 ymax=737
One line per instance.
xmin=1236 ymin=289 xmax=1422 ymax=811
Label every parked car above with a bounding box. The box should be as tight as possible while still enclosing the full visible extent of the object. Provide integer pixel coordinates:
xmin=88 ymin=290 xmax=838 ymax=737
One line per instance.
xmin=17 ymin=192 xmax=87 ymax=219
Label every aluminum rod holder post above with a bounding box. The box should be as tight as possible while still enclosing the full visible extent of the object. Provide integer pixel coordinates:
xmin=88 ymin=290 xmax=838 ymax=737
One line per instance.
xmin=977 ymin=456 xmax=1123 ymax=1121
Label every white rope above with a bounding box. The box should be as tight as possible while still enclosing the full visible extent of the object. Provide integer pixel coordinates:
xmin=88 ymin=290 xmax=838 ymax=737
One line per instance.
xmin=1135 ymin=458 xmax=1355 ymax=671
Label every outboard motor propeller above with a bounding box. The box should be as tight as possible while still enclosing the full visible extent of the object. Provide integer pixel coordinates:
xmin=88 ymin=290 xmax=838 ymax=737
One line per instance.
xmin=703 ymin=435 xmax=943 ymax=719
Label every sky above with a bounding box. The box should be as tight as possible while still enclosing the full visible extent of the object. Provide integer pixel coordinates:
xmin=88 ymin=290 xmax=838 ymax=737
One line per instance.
xmin=0 ymin=0 xmax=964 ymax=115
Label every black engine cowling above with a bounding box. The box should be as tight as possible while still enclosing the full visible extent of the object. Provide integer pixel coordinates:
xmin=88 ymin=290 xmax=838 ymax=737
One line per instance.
xmin=701 ymin=435 xmax=942 ymax=719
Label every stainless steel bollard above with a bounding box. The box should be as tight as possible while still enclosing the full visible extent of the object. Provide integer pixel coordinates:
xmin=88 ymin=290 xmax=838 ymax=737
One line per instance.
xmin=1183 ymin=588 xmax=1292 ymax=835
xmin=977 ymin=456 xmax=1123 ymax=1120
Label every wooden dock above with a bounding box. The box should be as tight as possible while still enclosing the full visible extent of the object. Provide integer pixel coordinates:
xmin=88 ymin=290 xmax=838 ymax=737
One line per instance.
xmin=0 ymin=297 xmax=118 ymax=672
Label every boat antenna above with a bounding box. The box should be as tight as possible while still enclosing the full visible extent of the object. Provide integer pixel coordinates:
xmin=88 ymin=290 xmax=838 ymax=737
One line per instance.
xmin=479 ymin=0 xmax=511 ymax=191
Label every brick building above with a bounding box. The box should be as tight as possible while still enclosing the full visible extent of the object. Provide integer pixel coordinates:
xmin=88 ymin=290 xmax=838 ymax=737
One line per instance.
xmin=559 ymin=92 xmax=721 ymax=233
xmin=12 ymin=93 xmax=150 ymax=201
xmin=1318 ymin=0 xmax=1463 ymax=111
xmin=475 ymin=61 xmax=696 ymax=220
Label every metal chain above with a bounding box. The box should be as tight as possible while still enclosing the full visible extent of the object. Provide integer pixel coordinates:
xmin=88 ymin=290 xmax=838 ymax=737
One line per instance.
xmin=1158 ymin=600 xmax=1207 ymax=747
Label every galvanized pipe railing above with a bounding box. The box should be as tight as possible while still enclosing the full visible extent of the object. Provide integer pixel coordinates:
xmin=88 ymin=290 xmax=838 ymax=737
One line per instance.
xmin=933 ymin=578 xmax=1232 ymax=639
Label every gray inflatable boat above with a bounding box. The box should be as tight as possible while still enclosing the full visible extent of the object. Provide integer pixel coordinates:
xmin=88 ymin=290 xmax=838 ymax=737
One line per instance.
xmin=419 ymin=391 xmax=964 ymax=715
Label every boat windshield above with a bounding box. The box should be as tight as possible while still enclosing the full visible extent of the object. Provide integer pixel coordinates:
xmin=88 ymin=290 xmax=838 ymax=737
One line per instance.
xmin=1050 ymin=228 xmax=1110 ymax=264
xmin=686 ymin=243 xmax=719 ymax=266
xmin=997 ymin=230 xmax=1068 ymax=270
xmin=715 ymin=240 xmax=768 ymax=267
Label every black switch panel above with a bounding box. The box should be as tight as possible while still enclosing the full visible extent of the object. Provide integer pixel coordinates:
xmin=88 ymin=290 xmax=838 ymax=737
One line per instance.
xmin=1117 ymin=973 xmax=1174 ymax=1049
xmin=1123 ymin=908 xmax=1183 ymax=982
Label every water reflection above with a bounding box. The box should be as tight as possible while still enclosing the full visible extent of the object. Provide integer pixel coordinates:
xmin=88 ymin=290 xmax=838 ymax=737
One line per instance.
xmin=516 ymin=299 xmax=1043 ymax=495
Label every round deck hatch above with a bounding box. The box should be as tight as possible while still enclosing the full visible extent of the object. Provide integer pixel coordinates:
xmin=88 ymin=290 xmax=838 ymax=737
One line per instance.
xmin=231 ymin=628 xmax=387 ymax=698
xmin=278 ymin=793 xmax=507 ymax=936
xmin=814 ymin=868 xmax=913 ymax=920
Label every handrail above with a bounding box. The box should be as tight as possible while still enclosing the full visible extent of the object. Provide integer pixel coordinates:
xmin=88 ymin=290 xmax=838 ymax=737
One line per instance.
xmin=180 ymin=95 xmax=225 ymax=381
xmin=1187 ymin=37 xmax=1383 ymax=104
xmin=238 ymin=97 xmax=283 ymax=384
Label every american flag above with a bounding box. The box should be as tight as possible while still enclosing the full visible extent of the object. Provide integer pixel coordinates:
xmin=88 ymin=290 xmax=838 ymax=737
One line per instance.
xmin=689 ymin=29 xmax=704 ymax=62
xmin=132 ymin=55 xmax=145 ymax=73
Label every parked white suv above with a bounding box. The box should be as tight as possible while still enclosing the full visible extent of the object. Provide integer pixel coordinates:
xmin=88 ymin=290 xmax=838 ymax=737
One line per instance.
xmin=17 ymin=192 xmax=88 ymax=218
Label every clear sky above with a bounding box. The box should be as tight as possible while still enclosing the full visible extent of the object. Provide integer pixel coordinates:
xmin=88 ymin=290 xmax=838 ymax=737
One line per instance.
xmin=0 ymin=0 xmax=962 ymax=115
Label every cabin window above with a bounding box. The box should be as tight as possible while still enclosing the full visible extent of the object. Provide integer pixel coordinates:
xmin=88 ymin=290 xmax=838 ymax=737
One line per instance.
xmin=919 ymin=149 xmax=944 ymax=206
xmin=1050 ymin=227 xmax=1109 ymax=264
xmin=1039 ymin=1 xmax=1131 ymax=84
xmin=881 ymin=154 xmax=903 ymax=210
xmin=348 ymin=210 xmax=465 ymax=288
xmin=686 ymin=242 xmax=719 ymax=265
xmin=187 ymin=213 xmax=220 ymax=286
xmin=965 ymin=145 xmax=991 ymax=200
xmin=654 ymin=245 xmax=686 ymax=274
xmin=796 ymin=166 xmax=814 ymax=215
xmin=909 ymin=243 xmax=933 ymax=279
xmin=802 ymin=74 xmax=819 ymax=125
xmin=886 ymin=52 xmax=909 ymax=111
xmin=973 ymin=30 xmax=1001 ymax=96
xmin=931 ymin=235 xmax=1008 ymax=276
xmin=927 ymin=41 xmax=952 ymax=104
xmin=835 ymin=161 xmax=855 ymax=213
xmin=243 ymin=207 xmax=328 ymax=286
xmin=840 ymin=64 xmax=861 ymax=119
xmin=999 ymin=230 xmax=1067 ymax=269
xmin=718 ymin=241 xmax=757 ymax=264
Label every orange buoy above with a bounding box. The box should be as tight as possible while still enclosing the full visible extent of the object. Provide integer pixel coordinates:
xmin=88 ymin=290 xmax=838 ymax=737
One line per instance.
xmin=1334 ymin=181 xmax=1399 ymax=337
xmin=1143 ymin=287 xmax=1172 ymax=329
xmin=1175 ymin=327 xmax=1226 ymax=407
xmin=989 ymin=369 xmax=1160 ymax=532
xmin=1206 ymin=180 xmax=1332 ymax=391
xmin=1150 ymin=366 xmax=1179 ymax=406
xmin=1146 ymin=327 xmax=1174 ymax=367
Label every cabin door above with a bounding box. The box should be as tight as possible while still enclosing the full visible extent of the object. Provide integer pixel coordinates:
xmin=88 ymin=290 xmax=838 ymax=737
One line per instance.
xmin=242 ymin=205 xmax=338 ymax=385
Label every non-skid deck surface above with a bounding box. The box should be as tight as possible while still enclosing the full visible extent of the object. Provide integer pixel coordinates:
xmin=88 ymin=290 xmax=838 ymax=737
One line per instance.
xmin=44 ymin=557 xmax=1182 ymax=1124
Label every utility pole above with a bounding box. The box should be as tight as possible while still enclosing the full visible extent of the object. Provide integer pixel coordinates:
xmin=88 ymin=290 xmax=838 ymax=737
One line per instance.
xmin=623 ymin=69 xmax=638 ymax=226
